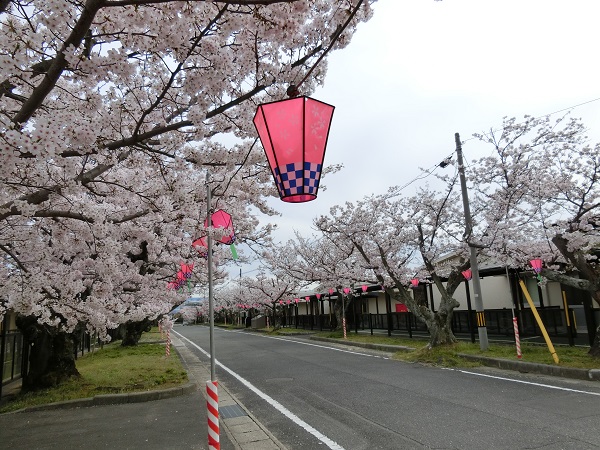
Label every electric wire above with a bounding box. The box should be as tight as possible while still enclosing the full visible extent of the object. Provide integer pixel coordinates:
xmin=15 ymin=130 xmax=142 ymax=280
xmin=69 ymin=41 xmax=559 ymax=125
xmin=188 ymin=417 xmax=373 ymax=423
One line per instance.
xmin=391 ymin=95 xmax=600 ymax=195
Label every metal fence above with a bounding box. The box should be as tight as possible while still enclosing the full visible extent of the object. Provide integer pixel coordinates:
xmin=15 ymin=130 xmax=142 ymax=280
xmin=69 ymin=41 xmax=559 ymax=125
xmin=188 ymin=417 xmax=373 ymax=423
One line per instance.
xmin=288 ymin=306 xmax=598 ymax=344
xmin=1 ymin=328 xmax=24 ymax=386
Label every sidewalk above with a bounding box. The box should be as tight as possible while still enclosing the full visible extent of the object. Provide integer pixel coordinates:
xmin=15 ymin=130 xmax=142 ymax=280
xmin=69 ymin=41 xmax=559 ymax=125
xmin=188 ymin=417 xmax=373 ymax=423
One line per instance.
xmin=0 ymin=334 xmax=286 ymax=450
xmin=171 ymin=333 xmax=286 ymax=450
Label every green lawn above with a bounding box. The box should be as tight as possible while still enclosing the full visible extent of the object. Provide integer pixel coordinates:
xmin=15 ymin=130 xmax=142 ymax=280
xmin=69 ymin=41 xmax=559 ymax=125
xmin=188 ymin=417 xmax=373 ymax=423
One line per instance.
xmin=0 ymin=334 xmax=187 ymax=414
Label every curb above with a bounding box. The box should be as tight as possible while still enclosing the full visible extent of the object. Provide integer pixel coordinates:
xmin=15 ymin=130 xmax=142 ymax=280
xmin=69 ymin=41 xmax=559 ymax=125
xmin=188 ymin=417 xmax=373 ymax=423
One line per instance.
xmin=309 ymin=336 xmax=415 ymax=353
xmin=306 ymin=336 xmax=599 ymax=382
xmin=10 ymin=383 xmax=197 ymax=414
xmin=457 ymin=354 xmax=600 ymax=381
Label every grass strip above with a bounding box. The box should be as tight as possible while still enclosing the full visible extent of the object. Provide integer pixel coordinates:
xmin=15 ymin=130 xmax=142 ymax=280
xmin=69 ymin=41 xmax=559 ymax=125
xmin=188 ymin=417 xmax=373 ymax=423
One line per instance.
xmin=309 ymin=330 xmax=598 ymax=369
xmin=0 ymin=339 xmax=188 ymax=414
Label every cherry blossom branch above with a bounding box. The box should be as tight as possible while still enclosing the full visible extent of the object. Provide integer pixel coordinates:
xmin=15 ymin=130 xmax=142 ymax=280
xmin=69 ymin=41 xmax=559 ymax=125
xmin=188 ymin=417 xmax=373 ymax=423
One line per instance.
xmin=131 ymin=5 xmax=228 ymax=137
xmin=0 ymin=243 xmax=28 ymax=272
xmin=104 ymin=0 xmax=298 ymax=5
xmin=0 ymin=0 xmax=12 ymax=15
xmin=11 ymin=0 xmax=105 ymax=126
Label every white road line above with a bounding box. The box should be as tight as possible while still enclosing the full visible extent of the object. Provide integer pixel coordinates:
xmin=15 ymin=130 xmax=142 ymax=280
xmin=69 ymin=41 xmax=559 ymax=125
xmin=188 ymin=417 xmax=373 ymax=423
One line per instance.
xmin=229 ymin=329 xmax=390 ymax=359
xmin=447 ymin=368 xmax=600 ymax=396
xmin=174 ymin=330 xmax=345 ymax=450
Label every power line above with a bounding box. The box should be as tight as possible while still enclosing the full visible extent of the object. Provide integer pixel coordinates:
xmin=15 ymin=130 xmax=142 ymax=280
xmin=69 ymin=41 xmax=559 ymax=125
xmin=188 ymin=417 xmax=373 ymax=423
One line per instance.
xmin=391 ymin=95 xmax=600 ymax=195
xmin=461 ymin=96 xmax=600 ymax=145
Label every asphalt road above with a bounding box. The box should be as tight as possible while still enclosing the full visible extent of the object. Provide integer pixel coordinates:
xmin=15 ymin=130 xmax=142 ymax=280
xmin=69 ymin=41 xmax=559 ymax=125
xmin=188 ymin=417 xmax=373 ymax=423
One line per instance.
xmin=176 ymin=326 xmax=600 ymax=450
xmin=0 ymin=388 xmax=233 ymax=450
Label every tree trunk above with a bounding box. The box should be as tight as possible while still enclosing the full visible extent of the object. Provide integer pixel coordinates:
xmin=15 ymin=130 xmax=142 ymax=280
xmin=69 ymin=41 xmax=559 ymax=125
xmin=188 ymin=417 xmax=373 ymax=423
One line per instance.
xmin=424 ymin=312 xmax=458 ymax=348
xmin=589 ymin=323 xmax=600 ymax=357
xmin=332 ymin=296 xmax=351 ymax=332
xmin=406 ymin=292 xmax=459 ymax=349
xmin=121 ymin=319 xmax=152 ymax=346
xmin=16 ymin=315 xmax=80 ymax=392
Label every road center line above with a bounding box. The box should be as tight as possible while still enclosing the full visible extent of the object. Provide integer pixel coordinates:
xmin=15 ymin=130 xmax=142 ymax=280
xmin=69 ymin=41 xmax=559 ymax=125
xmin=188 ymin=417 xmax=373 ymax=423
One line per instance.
xmin=174 ymin=330 xmax=346 ymax=450
xmin=448 ymin=368 xmax=600 ymax=396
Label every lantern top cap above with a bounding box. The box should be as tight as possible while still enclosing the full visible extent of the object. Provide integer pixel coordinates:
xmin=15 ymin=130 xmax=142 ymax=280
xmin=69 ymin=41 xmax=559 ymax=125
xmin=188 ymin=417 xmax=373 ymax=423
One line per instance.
xmin=286 ymin=84 xmax=300 ymax=97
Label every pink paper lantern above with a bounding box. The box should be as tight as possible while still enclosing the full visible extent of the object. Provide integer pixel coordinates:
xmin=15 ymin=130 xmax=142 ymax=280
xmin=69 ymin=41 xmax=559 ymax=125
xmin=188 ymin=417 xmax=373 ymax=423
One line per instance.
xmin=361 ymin=285 xmax=368 ymax=293
xmin=530 ymin=259 xmax=543 ymax=273
xmin=410 ymin=278 xmax=419 ymax=288
xmin=207 ymin=209 xmax=235 ymax=245
xmin=328 ymin=288 xmax=334 ymax=295
xmin=191 ymin=236 xmax=208 ymax=257
xmin=180 ymin=262 xmax=194 ymax=278
xmin=343 ymin=287 xmax=350 ymax=295
xmin=316 ymin=293 xmax=322 ymax=300
xmin=253 ymin=96 xmax=335 ymax=203
xmin=462 ymin=269 xmax=472 ymax=281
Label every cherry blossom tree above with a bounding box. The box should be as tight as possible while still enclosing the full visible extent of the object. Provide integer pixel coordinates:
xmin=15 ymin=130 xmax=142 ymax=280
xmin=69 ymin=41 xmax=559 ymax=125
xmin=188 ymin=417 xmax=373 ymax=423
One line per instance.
xmin=470 ymin=115 xmax=600 ymax=355
xmin=0 ymin=0 xmax=375 ymax=388
xmin=261 ymin=231 xmax=365 ymax=329
xmin=312 ymin=187 xmax=472 ymax=347
xmin=242 ymin=271 xmax=301 ymax=327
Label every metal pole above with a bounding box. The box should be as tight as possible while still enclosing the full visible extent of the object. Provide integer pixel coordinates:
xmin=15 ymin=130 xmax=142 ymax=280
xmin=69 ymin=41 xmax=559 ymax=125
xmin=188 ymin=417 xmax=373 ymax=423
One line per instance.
xmin=206 ymin=171 xmax=216 ymax=381
xmin=455 ymin=132 xmax=489 ymax=351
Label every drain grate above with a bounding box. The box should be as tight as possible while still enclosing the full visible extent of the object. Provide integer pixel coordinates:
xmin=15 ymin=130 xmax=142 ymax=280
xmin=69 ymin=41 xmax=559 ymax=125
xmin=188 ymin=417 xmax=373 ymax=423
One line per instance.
xmin=220 ymin=404 xmax=248 ymax=419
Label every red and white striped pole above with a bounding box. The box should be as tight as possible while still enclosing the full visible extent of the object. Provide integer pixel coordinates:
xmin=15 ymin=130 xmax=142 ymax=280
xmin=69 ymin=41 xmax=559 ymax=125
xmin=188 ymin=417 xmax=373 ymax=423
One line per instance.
xmin=165 ymin=329 xmax=171 ymax=357
xmin=206 ymin=380 xmax=220 ymax=450
xmin=513 ymin=316 xmax=522 ymax=359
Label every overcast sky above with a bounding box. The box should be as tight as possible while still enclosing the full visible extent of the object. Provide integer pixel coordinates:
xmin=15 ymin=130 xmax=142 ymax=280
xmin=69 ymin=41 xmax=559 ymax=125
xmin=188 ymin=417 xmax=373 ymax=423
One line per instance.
xmin=235 ymin=0 xmax=600 ymax=279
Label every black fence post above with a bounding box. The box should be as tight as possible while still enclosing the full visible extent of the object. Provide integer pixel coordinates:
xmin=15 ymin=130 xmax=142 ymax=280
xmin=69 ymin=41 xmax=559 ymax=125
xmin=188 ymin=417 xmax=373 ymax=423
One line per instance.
xmin=385 ymin=292 xmax=392 ymax=337
xmin=0 ymin=315 xmax=7 ymax=399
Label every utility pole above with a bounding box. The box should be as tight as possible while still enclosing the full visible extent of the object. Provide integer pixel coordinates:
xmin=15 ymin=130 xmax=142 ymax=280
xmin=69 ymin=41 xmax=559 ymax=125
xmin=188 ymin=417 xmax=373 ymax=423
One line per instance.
xmin=205 ymin=171 xmax=220 ymax=450
xmin=455 ymin=133 xmax=489 ymax=351
xmin=206 ymin=171 xmax=216 ymax=379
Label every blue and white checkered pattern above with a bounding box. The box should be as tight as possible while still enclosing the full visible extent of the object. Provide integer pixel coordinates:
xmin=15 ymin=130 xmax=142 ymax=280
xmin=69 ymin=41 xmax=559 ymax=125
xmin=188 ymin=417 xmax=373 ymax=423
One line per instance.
xmin=273 ymin=162 xmax=322 ymax=198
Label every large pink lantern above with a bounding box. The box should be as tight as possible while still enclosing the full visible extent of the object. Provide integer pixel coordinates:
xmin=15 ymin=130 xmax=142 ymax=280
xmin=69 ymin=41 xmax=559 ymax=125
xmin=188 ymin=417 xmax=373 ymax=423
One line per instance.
xmin=253 ymin=96 xmax=335 ymax=203
xmin=461 ymin=269 xmax=472 ymax=281
xmin=410 ymin=278 xmax=419 ymax=288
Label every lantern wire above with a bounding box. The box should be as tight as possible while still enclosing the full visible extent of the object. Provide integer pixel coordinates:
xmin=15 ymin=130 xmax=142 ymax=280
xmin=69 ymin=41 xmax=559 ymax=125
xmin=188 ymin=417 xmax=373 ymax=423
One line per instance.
xmin=213 ymin=137 xmax=259 ymax=208
xmin=292 ymin=0 xmax=366 ymax=96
